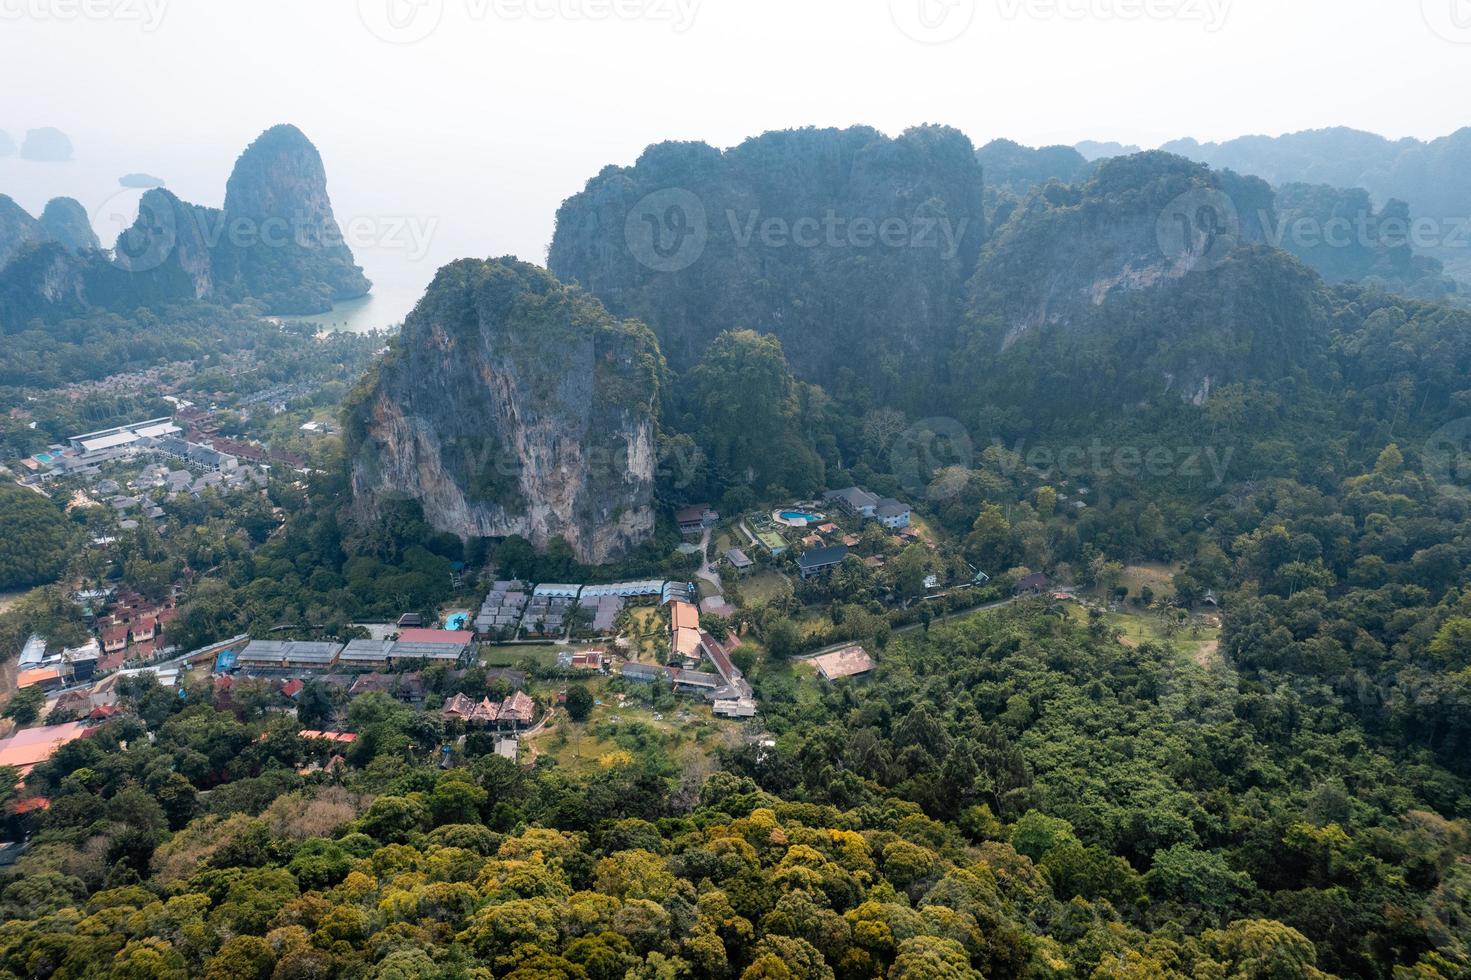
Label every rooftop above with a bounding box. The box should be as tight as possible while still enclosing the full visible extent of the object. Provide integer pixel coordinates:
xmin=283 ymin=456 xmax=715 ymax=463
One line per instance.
xmin=797 ymin=545 xmax=850 ymax=570
xmin=811 ymin=645 xmax=876 ymax=681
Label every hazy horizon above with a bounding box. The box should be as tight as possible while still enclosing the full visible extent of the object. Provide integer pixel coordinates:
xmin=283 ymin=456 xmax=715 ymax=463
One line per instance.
xmin=7 ymin=0 xmax=1471 ymax=328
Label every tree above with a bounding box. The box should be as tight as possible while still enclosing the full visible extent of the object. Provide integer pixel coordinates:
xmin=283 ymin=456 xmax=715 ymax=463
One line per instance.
xmin=3 ymin=686 xmax=45 ymax=726
xmin=889 ymin=937 xmax=981 ymax=980
xmin=204 ymin=936 xmax=276 ymax=980
xmin=764 ymin=618 xmax=802 ymax=660
xmin=566 ymin=685 xmax=595 ymax=723
xmin=295 ymin=681 xmax=335 ymax=729
xmin=0 ymin=485 xmax=75 ymax=590
xmin=1206 ymin=919 xmax=1327 ymax=979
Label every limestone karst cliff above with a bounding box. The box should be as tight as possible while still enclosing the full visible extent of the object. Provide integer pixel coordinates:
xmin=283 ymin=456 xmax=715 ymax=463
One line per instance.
xmin=0 ymin=124 xmax=369 ymax=327
xmin=348 ymin=257 xmax=664 ymax=564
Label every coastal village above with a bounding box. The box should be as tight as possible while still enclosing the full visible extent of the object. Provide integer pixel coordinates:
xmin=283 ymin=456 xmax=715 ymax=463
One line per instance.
xmin=2 ymin=407 xmax=1213 ymax=817
xmin=0 ymin=464 xmax=949 ymax=794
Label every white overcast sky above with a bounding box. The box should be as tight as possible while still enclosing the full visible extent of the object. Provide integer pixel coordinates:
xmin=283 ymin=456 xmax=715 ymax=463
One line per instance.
xmin=3 ymin=0 xmax=1469 ymax=323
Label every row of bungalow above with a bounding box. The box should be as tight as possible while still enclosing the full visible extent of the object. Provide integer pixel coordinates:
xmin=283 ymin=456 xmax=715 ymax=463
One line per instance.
xmin=234 ymin=629 xmax=474 ymax=674
xmin=440 ymin=690 xmax=536 ymax=729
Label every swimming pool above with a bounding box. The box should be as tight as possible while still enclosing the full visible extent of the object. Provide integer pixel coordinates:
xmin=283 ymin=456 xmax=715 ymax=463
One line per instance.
xmin=779 ymin=511 xmax=822 ymax=523
xmin=444 ymin=613 xmax=469 ymax=631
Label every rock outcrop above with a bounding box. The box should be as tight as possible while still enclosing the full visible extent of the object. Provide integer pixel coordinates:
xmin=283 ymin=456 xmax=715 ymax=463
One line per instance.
xmin=348 ymin=258 xmax=663 ymax=565
xmin=37 ymin=198 xmax=100 ymax=253
xmin=0 ymin=195 xmax=45 ymax=269
xmin=217 ymin=124 xmax=371 ymax=311
xmin=959 ymin=152 xmax=1327 ymax=416
xmin=0 ymin=124 xmax=370 ymax=325
xmin=549 ymin=125 xmax=985 ymax=410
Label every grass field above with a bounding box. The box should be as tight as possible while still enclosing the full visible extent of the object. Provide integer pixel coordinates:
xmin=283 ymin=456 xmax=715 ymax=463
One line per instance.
xmin=1068 ymin=603 xmax=1223 ymax=668
xmin=525 ymin=680 xmax=741 ymax=773
xmin=481 ymin=644 xmax=563 ymax=668
xmin=755 ymin=529 xmax=787 ymax=553
xmin=738 ymin=571 xmax=791 ymax=607
xmin=1118 ymin=562 xmax=1182 ymax=600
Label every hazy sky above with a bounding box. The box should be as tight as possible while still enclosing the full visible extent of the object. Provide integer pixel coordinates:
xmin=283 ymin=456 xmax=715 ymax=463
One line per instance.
xmin=4 ymin=0 xmax=1470 ymax=325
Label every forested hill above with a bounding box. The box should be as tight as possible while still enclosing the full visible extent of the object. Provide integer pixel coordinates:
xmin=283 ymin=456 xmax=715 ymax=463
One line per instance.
xmin=1130 ymin=127 xmax=1471 ymax=277
xmin=549 ymin=135 xmax=1471 ymax=464
xmin=1 ymin=601 xmax=1466 ymax=977
xmin=548 ymin=125 xmax=986 ymax=409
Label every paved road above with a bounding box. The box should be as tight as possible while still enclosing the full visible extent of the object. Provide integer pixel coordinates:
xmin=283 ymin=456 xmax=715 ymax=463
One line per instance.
xmin=694 ymin=527 xmax=724 ymax=599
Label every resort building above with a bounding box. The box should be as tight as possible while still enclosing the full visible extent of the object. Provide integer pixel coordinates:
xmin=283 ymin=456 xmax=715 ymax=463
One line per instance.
xmin=826 ymin=487 xmax=880 ymax=518
xmin=797 ymin=545 xmax=850 ymax=579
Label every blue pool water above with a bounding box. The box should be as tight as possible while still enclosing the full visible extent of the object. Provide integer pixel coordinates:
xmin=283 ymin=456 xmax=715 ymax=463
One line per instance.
xmin=445 ymin=613 xmax=468 ymax=631
xmin=780 ymin=511 xmax=822 ymax=523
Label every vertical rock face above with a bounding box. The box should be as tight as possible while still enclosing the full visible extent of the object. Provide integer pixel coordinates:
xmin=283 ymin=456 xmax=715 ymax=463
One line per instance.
xmin=0 ymin=195 xmax=45 ymax=269
xmin=37 ymin=198 xmax=100 ymax=254
xmin=348 ymin=258 xmax=664 ymax=565
xmin=0 ymin=124 xmax=372 ymax=322
xmin=219 ymin=123 xmax=371 ymax=310
xmin=109 ymin=189 xmax=219 ymax=300
xmin=548 ymin=125 xmax=985 ymax=411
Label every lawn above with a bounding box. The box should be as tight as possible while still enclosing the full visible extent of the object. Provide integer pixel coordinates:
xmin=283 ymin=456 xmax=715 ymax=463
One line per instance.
xmin=1067 ymin=603 xmax=1223 ymax=668
xmin=754 ymin=528 xmax=788 ymax=553
xmin=737 ymin=570 xmax=791 ymax=607
xmin=525 ymin=681 xmax=740 ymax=773
xmin=481 ymin=644 xmax=563 ymax=668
